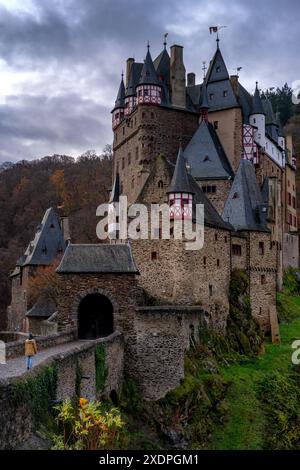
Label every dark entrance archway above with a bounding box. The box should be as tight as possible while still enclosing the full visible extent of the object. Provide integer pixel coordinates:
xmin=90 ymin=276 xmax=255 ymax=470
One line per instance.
xmin=78 ymin=293 xmax=114 ymax=340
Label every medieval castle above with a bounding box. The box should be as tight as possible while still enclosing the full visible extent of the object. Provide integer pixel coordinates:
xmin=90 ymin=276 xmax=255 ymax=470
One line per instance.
xmin=5 ymin=37 xmax=299 ymax=400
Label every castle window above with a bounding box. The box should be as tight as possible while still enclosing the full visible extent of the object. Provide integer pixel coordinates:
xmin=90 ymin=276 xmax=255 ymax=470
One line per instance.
xmin=233 ymin=192 xmax=238 ymax=199
xmin=216 ymin=66 xmax=221 ymax=73
xmin=203 ymin=155 xmax=210 ymax=162
xmin=122 ymin=127 xmax=125 ymax=136
xmin=158 ymin=180 xmax=164 ymax=189
xmin=225 ymin=236 xmax=228 ymax=243
xmin=288 ymin=192 xmax=291 ymax=205
xmin=50 ymin=224 xmax=55 ymax=229
xmin=135 ymin=147 xmax=139 ymax=160
xmin=209 ymin=93 xmax=214 ymax=100
xmin=259 ymin=242 xmax=264 ymax=255
xmin=41 ymin=246 xmax=47 ymax=254
xmin=217 ymin=259 xmax=220 ymax=267
xmin=214 ymin=121 xmax=218 ymax=130
xmin=203 ymin=256 xmax=207 ymax=266
xmin=232 ymin=244 xmax=242 ymax=256
xmin=294 ymin=216 xmax=297 ymax=227
xmin=209 ymin=285 xmax=213 ymax=296
xmin=151 ymin=251 xmax=158 ymax=261
xmin=215 ymin=233 xmax=218 ymax=241
xmin=261 ymin=274 xmax=266 ymax=285
xmin=223 ymin=90 xmax=228 ymax=97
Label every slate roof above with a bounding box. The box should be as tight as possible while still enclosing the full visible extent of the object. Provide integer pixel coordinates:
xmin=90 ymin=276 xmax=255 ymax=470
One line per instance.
xmin=238 ymin=83 xmax=252 ymax=124
xmin=26 ymin=299 xmax=57 ymax=318
xmin=183 ymin=121 xmax=234 ymax=180
xmin=56 ymin=244 xmax=139 ymax=274
xmin=17 ymin=208 xmax=67 ymax=267
xmin=167 ymin=146 xmax=194 ymax=194
xmin=222 ymin=159 xmax=269 ymax=232
xmin=125 ymin=62 xmax=143 ymax=97
xmin=138 ymin=48 xmax=160 ymax=86
xmin=251 ymin=83 xmax=264 ymax=115
xmin=112 ymin=76 xmax=125 ymax=111
xmin=200 ymin=81 xmax=209 ymax=109
xmin=154 ymin=48 xmax=170 ymax=88
xmin=188 ymin=174 xmax=233 ymax=230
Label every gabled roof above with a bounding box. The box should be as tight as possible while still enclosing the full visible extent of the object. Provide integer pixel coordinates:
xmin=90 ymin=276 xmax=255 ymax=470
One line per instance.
xmin=222 ymin=159 xmax=269 ymax=232
xmin=26 ymin=299 xmax=57 ymax=318
xmin=125 ymin=62 xmax=143 ymax=97
xmin=183 ymin=121 xmax=234 ymax=180
xmin=57 ymin=244 xmax=139 ymax=274
xmin=138 ymin=48 xmax=160 ymax=86
xmin=167 ymin=146 xmax=194 ymax=194
xmin=17 ymin=208 xmax=67 ymax=267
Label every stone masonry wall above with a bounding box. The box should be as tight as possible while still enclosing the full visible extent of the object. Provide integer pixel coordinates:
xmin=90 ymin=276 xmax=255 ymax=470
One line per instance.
xmin=132 ymin=306 xmax=204 ymax=400
xmin=113 ymin=104 xmax=199 ymax=203
xmin=0 ymin=332 xmax=124 ymax=449
xmin=197 ymin=179 xmax=232 ymax=214
xmin=248 ymin=231 xmax=277 ymax=331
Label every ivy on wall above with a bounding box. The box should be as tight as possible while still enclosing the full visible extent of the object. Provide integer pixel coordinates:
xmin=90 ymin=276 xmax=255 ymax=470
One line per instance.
xmin=10 ymin=364 xmax=58 ymax=429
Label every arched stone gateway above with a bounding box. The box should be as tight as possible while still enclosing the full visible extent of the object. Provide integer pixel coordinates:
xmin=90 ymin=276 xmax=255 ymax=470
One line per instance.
xmin=78 ymin=293 xmax=114 ymax=340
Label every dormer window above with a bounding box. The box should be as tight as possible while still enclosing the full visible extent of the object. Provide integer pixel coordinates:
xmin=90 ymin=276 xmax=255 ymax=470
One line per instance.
xmin=223 ymin=90 xmax=228 ymax=97
xmin=41 ymin=246 xmax=47 ymax=254
xmin=203 ymin=155 xmax=209 ymax=162
xmin=209 ymin=93 xmax=214 ymax=100
xmin=233 ymin=192 xmax=238 ymax=199
xmin=216 ymin=66 xmax=221 ymax=73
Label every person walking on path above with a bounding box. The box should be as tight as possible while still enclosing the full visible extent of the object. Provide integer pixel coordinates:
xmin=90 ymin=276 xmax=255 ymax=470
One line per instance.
xmin=25 ymin=333 xmax=38 ymax=370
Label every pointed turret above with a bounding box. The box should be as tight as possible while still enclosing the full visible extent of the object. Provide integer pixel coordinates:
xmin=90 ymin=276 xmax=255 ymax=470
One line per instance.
xmin=205 ymin=42 xmax=238 ymax=110
xmin=167 ymin=145 xmax=194 ymax=221
xmin=136 ymin=45 xmax=162 ymax=106
xmin=249 ymin=82 xmax=266 ymax=148
xmin=112 ymin=75 xmax=125 ymax=129
xmin=200 ymin=81 xmax=209 ymax=122
xmin=250 ymin=82 xmax=264 ymax=116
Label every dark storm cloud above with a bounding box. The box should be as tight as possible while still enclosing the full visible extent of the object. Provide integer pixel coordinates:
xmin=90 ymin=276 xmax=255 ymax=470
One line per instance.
xmin=0 ymin=0 xmax=299 ymax=162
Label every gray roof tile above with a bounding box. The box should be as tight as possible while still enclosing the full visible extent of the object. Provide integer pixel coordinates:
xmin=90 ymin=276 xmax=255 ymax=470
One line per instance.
xmin=222 ymin=159 xmax=269 ymax=232
xmin=57 ymin=244 xmax=139 ymax=274
xmin=184 ymin=121 xmax=234 ymax=180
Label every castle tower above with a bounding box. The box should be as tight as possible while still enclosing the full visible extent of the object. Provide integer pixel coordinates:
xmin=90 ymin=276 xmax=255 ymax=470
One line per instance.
xmin=136 ymin=45 xmax=162 ymax=105
xmin=170 ymin=45 xmax=186 ymax=108
xmin=125 ymin=61 xmax=138 ymax=116
xmin=167 ymin=145 xmax=194 ymax=220
xmin=111 ymin=75 xmax=125 ymax=129
xmin=249 ymin=82 xmax=266 ymax=148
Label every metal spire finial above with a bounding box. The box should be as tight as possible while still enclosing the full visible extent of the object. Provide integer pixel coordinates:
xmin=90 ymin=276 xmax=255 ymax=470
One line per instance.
xmin=164 ymin=32 xmax=168 ymax=49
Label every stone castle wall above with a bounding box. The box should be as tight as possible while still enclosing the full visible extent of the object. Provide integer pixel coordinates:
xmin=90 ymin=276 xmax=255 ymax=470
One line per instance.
xmin=113 ymin=105 xmax=199 ymax=203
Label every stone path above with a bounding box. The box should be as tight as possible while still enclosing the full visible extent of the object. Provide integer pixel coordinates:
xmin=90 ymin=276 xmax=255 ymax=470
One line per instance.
xmin=0 ymin=340 xmax=90 ymax=380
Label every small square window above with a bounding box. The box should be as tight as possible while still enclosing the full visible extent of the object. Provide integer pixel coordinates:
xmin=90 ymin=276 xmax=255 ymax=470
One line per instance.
xmin=214 ymin=121 xmax=218 ymax=130
xmin=223 ymin=90 xmax=228 ymax=97
xmin=261 ymin=274 xmax=266 ymax=285
xmin=209 ymin=93 xmax=214 ymax=100
xmin=259 ymin=242 xmax=264 ymax=256
xmin=151 ymin=251 xmax=158 ymax=261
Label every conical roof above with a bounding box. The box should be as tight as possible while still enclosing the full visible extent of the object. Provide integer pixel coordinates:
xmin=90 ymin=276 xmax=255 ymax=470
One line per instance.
xmin=138 ymin=47 xmax=160 ymax=86
xmin=200 ymin=80 xmax=209 ymax=109
xmin=251 ymin=83 xmax=265 ymax=115
xmin=112 ymin=76 xmax=125 ymax=111
xmin=167 ymin=146 xmax=194 ymax=194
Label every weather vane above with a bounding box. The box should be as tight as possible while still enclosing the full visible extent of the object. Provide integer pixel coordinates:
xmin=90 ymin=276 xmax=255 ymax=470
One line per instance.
xmin=209 ymin=25 xmax=228 ymax=45
xmin=202 ymin=61 xmax=207 ymax=79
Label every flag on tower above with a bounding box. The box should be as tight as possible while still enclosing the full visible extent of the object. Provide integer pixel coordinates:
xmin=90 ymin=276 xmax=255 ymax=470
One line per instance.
xmin=209 ymin=26 xmax=218 ymax=34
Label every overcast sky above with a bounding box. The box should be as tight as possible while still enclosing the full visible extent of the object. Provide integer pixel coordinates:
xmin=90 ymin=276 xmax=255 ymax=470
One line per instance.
xmin=0 ymin=0 xmax=299 ymax=163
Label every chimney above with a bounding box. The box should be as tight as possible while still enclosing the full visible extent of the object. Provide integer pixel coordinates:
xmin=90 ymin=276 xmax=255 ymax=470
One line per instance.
xmin=60 ymin=216 xmax=71 ymax=244
xmin=126 ymin=58 xmax=134 ymax=89
xmin=230 ymin=75 xmax=239 ymax=99
xmin=187 ymin=72 xmax=196 ymax=87
xmin=170 ymin=45 xmax=186 ymax=108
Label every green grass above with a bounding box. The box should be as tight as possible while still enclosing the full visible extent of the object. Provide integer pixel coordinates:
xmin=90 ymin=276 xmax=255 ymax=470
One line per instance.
xmin=210 ymin=296 xmax=300 ymax=450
